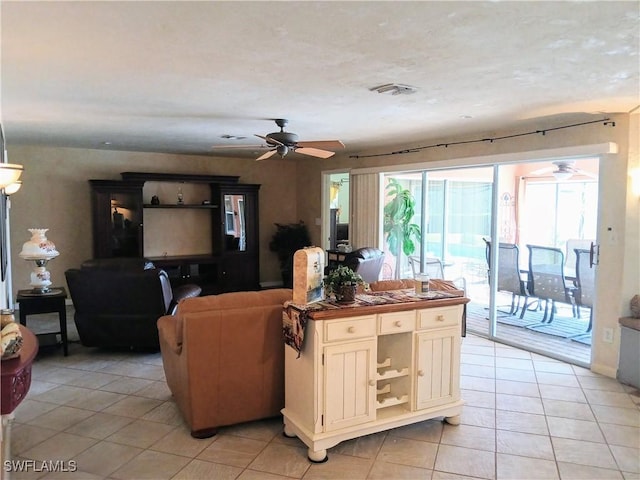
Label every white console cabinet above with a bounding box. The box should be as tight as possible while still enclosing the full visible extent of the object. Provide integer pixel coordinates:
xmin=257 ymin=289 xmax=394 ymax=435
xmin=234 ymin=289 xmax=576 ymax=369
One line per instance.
xmin=282 ymin=298 xmax=467 ymax=462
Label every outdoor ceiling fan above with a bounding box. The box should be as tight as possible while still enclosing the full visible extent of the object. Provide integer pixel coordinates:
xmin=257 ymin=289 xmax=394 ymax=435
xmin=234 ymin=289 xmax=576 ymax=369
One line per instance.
xmin=212 ymin=119 xmax=345 ymax=161
xmin=530 ymin=161 xmax=598 ymax=181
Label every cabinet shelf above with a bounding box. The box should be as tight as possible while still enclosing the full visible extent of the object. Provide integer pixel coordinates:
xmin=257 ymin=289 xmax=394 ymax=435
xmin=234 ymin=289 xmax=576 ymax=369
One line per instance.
xmin=143 ymin=203 xmax=219 ymax=209
xmin=377 ymin=367 xmax=409 ymax=380
xmin=376 ymin=394 xmax=409 ymax=409
xmin=377 ymin=384 xmax=391 ymax=395
xmin=377 ymin=358 xmax=391 ymax=369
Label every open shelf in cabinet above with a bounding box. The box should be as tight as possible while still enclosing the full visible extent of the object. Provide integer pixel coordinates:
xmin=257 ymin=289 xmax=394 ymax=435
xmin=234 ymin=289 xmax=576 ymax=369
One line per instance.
xmin=376 ymin=394 xmax=409 ymax=409
xmin=377 ymin=367 xmax=409 ymax=380
xmin=143 ymin=204 xmax=219 ymax=209
xmin=376 ymin=382 xmax=409 ymax=409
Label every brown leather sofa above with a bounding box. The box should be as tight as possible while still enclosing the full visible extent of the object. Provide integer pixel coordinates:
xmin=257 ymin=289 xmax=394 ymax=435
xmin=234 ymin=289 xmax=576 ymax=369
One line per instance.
xmin=157 ymin=288 xmax=292 ymax=438
xmin=343 ymin=247 xmax=385 ymax=283
xmin=65 ymin=258 xmax=201 ymax=349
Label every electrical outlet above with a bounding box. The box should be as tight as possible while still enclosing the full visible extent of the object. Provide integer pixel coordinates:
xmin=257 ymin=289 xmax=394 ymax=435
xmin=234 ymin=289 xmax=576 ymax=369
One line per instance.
xmin=603 ymin=327 xmax=614 ymax=343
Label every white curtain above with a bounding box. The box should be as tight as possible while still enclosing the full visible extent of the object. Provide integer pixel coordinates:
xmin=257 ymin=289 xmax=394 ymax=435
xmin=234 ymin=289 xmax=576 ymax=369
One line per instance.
xmin=349 ymin=172 xmax=382 ymax=249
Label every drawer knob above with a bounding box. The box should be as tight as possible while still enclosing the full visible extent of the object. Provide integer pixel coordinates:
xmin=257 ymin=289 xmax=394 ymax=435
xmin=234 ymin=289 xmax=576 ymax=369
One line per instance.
xmin=394 ymin=320 xmax=402 ymax=327
xmin=347 ymin=326 xmax=355 ymax=333
xmin=418 ymin=370 xmax=425 ymax=377
xmin=436 ymin=315 xmax=445 ymax=322
xmin=368 ymin=380 xmax=376 ymax=386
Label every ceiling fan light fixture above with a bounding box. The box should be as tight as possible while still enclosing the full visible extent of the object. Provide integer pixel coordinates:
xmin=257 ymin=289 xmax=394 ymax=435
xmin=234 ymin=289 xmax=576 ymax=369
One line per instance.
xmin=552 ymin=170 xmax=573 ymax=181
xmin=276 ymin=144 xmax=289 ymax=157
xmin=369 ymin=83 xmax=418 ymax=95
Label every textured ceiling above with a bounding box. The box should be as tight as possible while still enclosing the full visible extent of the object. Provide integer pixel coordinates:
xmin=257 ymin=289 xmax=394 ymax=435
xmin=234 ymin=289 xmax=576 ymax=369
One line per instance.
xmin=1 ymin=1 xmax=639 ymax=159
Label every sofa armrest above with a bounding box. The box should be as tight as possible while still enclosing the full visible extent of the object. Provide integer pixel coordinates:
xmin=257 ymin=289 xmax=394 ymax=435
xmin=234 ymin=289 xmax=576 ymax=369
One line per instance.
xmin=157 ymin=315 xmax=183 ymax=355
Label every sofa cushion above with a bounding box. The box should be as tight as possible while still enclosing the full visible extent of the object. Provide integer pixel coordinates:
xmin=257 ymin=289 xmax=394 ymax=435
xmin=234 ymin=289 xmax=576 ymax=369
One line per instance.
xmin=169 ymin=289 xmax=293 ymax=349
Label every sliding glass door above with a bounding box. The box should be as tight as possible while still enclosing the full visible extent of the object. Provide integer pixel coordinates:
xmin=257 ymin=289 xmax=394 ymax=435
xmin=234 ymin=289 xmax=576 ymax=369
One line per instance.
xmin=377 ymin=158 xmax=598 ymax=366
xmin=381 ymin=167 xmax=493 ymax=297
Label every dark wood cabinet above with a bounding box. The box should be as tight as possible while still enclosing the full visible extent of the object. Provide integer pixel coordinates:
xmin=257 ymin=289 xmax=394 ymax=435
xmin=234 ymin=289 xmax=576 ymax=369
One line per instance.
xmin=89 ymin=180 xmax=144 ymax=258
xmin=211 ymin=183 xmax=261 ymax=291
xmin=89 ymin=173 xmax=260 ymax=294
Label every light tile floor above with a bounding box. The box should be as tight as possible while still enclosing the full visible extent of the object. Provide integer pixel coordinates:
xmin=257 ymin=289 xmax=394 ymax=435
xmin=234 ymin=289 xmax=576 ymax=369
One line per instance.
xmin=7 ymin=335 xmax=640 ymax=480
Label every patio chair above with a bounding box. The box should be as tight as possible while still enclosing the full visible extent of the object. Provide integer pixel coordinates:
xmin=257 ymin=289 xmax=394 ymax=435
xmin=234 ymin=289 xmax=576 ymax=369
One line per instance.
xmin=574 ymin=248 xmax=595 ymax=332
xmin=565 ymin=238 xmax=593 ymax=271
xmin=408 ymin=255 xmax=466 ymax=293
xmin=522 ymin=244 xmax=576 ymax=323
xmin=408 ymin=255 xmax=444 ymax=279
xmin=484 ymin=241 xmax=529 ymax=315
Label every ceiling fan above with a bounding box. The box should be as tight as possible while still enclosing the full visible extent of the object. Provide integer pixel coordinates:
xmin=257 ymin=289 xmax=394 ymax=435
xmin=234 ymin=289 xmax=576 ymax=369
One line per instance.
xmin=530 ymin=160 xmax=597 ymax=180
xmin=212 ymin=119 xmax=345 ymax=161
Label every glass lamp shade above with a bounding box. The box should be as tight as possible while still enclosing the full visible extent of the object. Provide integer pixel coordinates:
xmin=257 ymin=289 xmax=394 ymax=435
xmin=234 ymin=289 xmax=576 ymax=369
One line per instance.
xmin=552 ymin=171 xmax=572 ymax=181
xmin=0 ymin=164 xmax=24 ymax=189
xmin=3 ymin=180 xmax=22 ymax=195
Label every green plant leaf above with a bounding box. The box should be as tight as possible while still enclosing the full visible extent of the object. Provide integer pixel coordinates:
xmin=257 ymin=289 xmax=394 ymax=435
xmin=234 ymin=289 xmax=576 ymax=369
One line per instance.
xmin=323 ymin=265 xmax=366 ymax=294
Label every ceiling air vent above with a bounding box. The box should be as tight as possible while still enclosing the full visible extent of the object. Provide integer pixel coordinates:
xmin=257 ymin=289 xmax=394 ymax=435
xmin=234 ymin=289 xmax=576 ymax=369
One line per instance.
xmin=220 ymin=134 xmax=247 ymax=140
xmin=369 ymin=83 xmax=418 ymax=95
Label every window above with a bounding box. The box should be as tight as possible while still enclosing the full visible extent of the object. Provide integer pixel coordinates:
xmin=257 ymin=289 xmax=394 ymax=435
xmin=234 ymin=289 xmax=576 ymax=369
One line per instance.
xmin=382 ymin=168 xmax=493 ymax=279
xmin=522 ymin=180 xmax=598 ymax=248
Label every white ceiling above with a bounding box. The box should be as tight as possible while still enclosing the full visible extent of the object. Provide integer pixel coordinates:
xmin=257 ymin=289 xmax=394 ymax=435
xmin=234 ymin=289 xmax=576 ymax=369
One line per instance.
xmin=2 ymin=1 xmax=639 ymax=159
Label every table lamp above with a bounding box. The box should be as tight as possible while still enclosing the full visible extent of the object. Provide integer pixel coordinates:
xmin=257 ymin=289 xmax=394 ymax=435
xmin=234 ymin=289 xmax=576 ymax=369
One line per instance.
xmin=18 ymin=228 xmax=60 ymax=294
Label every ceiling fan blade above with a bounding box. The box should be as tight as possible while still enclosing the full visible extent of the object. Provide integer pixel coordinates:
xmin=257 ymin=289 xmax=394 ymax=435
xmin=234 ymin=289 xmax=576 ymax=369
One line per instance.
xmin=530 ymin=166 xmax=553 ymax=176
xmin=256 ymin=149 xmax=277 ymax=161
xmin=255 ymin=134 xmax=284 ymax=146
xmin=211 ymin=144 xmax=266 ymax=150
xmin=295 ymin=147 xmax=336 ymax=159
xmin=576 ymin=169 xmax=598 ymax=179
xmin=296 ymin=140 xmax=345 ymax=150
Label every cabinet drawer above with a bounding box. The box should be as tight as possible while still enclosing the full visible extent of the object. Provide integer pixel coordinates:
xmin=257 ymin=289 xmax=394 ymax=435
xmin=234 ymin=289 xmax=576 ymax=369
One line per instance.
xmin=324 ymin=315 xmax=376 ymax=342
xmin=378 ymin=311 xmax=415 ymax=335
xmin=417 ymin=306 xmax=461 ymax=330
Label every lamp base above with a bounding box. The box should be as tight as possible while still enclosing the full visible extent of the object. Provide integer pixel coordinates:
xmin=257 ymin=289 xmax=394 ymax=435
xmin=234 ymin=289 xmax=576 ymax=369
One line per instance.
xmin=31 ymin=286 xmax=51 ymax=294
xmin=19 ymin=288 xmax=63 ymax=297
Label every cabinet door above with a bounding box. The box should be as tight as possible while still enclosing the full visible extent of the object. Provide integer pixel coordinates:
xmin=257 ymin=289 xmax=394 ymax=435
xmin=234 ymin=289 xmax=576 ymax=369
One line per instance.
xmin=323 ymin=339 xmax=376 ymax=432
xmin=415 ymin=327 xmax=461 ymax=410
xmin=219 ymin=255 xmax=259 ymax=292
xmin=212 ymin=184 xmax=260 ymax=291
xmin=90 ymin=180 xmax=144 ymax=258
xmin=212 ymin=184 xmax=260 ymax=255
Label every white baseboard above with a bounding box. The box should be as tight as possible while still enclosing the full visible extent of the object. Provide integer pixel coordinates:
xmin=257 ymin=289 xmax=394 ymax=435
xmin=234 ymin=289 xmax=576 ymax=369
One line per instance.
xmin=590 ymin=363 xmax=618 ymax=379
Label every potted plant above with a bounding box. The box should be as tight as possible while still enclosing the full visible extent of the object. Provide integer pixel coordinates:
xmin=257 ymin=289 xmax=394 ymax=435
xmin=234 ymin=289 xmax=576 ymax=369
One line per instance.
xmin=324 ymin=265 xmax=367 ymax=303
xmin=269 ymin=221 xmax=312 ymax=287
xmin=383 ymin=178 xmax=421 ymax=279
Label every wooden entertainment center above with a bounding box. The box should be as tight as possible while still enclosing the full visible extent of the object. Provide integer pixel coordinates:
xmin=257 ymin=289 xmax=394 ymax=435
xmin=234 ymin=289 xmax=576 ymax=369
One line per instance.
xmin=89 ymin=172 xmax=260 ymax=294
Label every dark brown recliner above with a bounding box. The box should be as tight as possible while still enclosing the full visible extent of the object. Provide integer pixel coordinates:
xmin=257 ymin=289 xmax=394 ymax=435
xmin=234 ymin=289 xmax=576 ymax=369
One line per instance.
xmin=65 ymin=258 xmax=201 ymax=349
xmin=343 ymin=247 xmax=385 ymax=284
